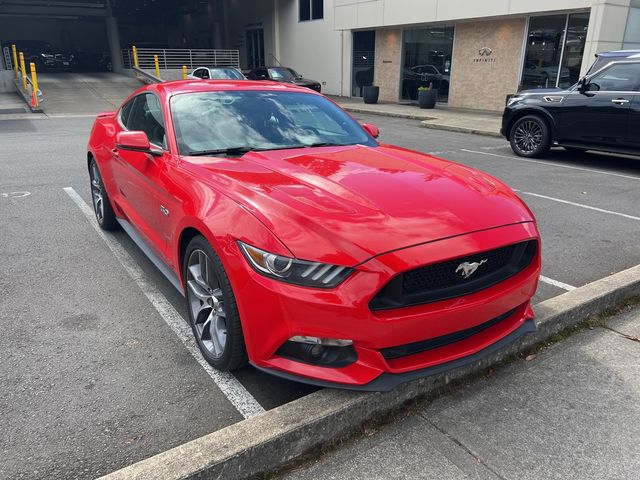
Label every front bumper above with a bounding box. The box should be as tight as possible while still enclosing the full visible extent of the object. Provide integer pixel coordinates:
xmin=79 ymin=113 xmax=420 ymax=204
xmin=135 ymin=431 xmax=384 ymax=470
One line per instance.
xmin=230 ymin=222 xmax=540 ymax=390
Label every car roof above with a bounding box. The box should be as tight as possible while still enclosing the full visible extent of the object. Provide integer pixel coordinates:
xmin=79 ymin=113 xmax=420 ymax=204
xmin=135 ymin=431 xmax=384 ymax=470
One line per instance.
xmin=597 ymin=50 xmax=640 ymax=58
xmin=145 ymin=79 xmax=318 ymax=97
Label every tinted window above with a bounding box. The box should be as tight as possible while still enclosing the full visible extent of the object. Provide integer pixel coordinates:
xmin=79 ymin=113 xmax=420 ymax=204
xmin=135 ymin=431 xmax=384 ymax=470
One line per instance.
xmin=170 ymin=91 xmax=376 ymax=155
xmin=299 ymin=0 xmax=323 ymax=21
xmin=127 ymin=94 xmax=166 ymax=148
xmin=200 ymin=69 xmax=210 ymax=79
xmin=120 ymin=98 xmax=135 ymax=128
xmin=589 ymin=63 xmax=640 ymax=92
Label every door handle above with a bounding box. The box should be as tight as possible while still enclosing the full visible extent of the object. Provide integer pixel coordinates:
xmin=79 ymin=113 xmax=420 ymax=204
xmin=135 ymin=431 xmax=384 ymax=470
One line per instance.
xmin=611 ymin=98 xmax=630 ymax=105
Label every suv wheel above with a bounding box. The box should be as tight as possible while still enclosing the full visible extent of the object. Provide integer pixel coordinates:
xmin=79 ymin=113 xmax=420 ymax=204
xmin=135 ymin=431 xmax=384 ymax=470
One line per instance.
xmin=509 ymin=115 xmax=551 ymax=158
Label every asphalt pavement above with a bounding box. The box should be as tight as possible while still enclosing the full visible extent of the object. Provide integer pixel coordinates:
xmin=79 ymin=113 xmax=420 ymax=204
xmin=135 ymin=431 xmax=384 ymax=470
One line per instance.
xmin=1 ymin=108 xmax=639 ymax=479
xmin=283 ymin=305 xmax=640 ymax=480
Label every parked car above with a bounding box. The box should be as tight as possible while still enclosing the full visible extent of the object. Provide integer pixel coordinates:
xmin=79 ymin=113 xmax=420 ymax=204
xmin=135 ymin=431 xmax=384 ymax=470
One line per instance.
xmin=4 ymin=40 xmax=74 ymax=72
xmin=522 ymin=62 xmax=570 ymax=87
xmin=402 ymin=64 xmax=450 ymax=99
xmin=247 ymin=66 xmax=321 ymax=92
xmin=502 ymin=58 xmax=640 ymax=157
xmin=87 ymin=79 xmax=540 ymax=390
xmin=188 ymin=67 xmax=246 ymax=80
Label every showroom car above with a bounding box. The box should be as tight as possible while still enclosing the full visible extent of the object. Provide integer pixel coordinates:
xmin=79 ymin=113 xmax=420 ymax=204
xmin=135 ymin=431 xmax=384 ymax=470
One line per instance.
xmin=502 ymin=58 xmax=640 ymax=158
xmin=188 ymin=66 xmax=246 ymax=80
xmin=4 ymin=39 xmax=74 ymax=71
xmin=87 ymin=79 xmax=540 ymax=390
xmin=247 ymin=66 xmax=321 ymax=92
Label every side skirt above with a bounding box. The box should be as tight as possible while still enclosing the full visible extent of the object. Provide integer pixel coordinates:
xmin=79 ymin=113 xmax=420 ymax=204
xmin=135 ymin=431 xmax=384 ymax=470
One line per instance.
xmin=117 ymin=218 xmax=185 ymax=296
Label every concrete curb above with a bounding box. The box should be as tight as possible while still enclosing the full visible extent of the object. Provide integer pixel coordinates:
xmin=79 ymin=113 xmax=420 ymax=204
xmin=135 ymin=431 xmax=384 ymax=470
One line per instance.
xmin=339 ymin=105 xmax=501 ymax=138
xmin=99 ymin=263 xmax=640 ymax=480
xmin=419 ymin=120 xmax=502 ymax=138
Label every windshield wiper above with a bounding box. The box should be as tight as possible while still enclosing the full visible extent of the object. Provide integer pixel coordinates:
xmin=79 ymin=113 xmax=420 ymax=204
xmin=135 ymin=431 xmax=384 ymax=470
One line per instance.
xmin=187 ymin=147 xmax=254 ymax=157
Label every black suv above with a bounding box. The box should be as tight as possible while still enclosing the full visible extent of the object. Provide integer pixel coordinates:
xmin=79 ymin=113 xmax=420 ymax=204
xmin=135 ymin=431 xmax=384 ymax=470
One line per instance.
xmin=502 ymin=58 xmax=640 ymax=158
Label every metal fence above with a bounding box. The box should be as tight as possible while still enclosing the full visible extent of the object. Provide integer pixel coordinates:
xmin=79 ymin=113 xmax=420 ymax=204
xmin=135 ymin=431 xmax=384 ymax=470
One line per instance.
xmin=2 ymin=46 xmax=12 ymax=70
xmin=122 ymin=48 xmax=240 ymax=70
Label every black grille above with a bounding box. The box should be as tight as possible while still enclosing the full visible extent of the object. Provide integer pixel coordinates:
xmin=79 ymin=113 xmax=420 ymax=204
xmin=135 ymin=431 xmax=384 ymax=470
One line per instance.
xmin=370 ymin=240 xmax=537 ymax=311
xmin=381 ymin=308 xmax=516 ymax=360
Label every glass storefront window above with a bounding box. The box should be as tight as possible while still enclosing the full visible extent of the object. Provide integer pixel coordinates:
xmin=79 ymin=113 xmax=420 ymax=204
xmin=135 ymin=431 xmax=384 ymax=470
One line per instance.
xmin=560 ymin=13 xmax=589 ymax=88
xmin=521 ymin=13 xmax=589 ymax=90
xmin=401 ymin=26 xmax=454 ymax=102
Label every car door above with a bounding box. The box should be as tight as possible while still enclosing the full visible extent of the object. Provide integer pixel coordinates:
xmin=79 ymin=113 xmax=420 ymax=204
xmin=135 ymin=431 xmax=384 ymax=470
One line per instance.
xmin=111 ymin=93 xmax=174 ymax=261
xmin=557 ymin=62 xmax=639 ymax=147
xmin=627 ymin=93 xmax=640 ymax=149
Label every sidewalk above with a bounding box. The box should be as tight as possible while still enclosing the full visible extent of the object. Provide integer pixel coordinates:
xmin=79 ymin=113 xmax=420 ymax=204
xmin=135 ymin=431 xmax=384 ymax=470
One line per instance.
xmin=284 ymin=306 xmax=640 ymax=480
xmin=329 ymin=96 xmax=503 ymax=137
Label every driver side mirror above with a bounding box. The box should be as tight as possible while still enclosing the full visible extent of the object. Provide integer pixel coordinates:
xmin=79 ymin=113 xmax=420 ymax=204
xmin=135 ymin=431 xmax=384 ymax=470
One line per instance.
xmin=578 ymin=76 xmax=588 ymax=93
xmin=362 ymin=123 xmax=380 ymax=138
xmin=116 ymin=131 xmax=162 ymax=157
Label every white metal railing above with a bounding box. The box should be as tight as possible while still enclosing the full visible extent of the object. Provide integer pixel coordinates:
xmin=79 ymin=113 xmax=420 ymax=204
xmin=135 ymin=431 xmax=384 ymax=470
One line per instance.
xmin=2 ymin=46 xmax=12 ymax=70
xmin=122 ymin=48 xmax=240 ymax=70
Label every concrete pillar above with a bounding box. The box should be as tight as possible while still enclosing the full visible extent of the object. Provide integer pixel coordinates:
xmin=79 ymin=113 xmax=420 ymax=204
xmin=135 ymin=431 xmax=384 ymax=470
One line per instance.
xmin=581 ymin=0 xmax=632 ymax=75
xmin=105 ymin=16 xmax=123 ymax=73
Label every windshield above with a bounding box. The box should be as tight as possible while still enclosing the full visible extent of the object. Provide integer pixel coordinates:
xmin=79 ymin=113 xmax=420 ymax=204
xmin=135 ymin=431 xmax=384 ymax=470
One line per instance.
xmin=171 ymin=91 xmax=376 ymax=155
xmin=268 ymin=67 xmax=299 ymax=80
xmin=210 ymin=68 xmax=245 ymax=80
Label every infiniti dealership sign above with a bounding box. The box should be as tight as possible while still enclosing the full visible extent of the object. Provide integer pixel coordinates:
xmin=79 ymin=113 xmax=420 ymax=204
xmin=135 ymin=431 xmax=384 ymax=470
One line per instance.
xmin=474 ymin=46 xmax=496 ymax=63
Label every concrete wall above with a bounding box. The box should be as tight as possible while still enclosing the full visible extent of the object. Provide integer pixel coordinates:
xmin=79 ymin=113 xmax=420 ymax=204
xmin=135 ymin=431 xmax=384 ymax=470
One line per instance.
xmin=448 ymin=18 xmax=526 ymax=111
xmin=0 ymin=70 xmax=15 ymax=93
xmin=334 ymin=0 xmax=592 ymax=29
xmin=277 ymin=0 xmax=344 ymax=95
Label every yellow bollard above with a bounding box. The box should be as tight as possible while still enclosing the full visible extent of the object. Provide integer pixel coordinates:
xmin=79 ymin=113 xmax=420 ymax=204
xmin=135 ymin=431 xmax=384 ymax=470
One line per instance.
xmin=19 ymin=52 xmax=27 ymax=91
xmin=132 ymin=45 xmax=139 ymax=68
xmin=29 ymin=62 xmax=39 ymax=108
xmin=154 ymin=54 xmax=160 ymax=79
xmin=11 ymin=44 xmax=19 ymax=79
xmin=182 ymin=65 xmax=188 ymax=80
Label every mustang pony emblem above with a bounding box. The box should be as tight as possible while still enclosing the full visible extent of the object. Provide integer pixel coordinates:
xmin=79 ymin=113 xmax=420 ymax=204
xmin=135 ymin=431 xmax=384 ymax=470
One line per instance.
xmin=455 ymin=259 xmax=488 ymax=279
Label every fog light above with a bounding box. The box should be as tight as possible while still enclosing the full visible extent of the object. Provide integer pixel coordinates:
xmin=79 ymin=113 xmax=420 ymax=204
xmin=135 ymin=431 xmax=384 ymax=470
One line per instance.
xmin=276 ymin=336 xmax=357 ymax=368
xmin=289 ymin=336 xmax=353 ymax=347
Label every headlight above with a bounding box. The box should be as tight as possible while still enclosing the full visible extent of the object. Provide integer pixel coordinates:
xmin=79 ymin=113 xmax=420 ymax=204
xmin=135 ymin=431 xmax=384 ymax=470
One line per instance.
xmin=507 ymin=95 xmax=524 ymax=106
xmin=238 ymin=241 xmax=353 ymax=288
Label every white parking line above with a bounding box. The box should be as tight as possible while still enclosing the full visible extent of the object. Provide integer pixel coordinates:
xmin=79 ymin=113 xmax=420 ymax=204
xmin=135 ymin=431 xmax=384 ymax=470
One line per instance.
xmin=539 ymin=275 xmax=576 ymax=291
xmin=514 ymin=190 xmax=640 ymax=222
xmin=63 ymin=187 xmax=265 ymax=419
xmin=460 ymin=149 xmax=640 ymax=181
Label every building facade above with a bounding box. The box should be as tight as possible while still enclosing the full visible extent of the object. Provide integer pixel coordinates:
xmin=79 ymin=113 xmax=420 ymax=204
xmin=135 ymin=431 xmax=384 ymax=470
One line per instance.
xmin=231 ymin=0 xmax=640 ymax=111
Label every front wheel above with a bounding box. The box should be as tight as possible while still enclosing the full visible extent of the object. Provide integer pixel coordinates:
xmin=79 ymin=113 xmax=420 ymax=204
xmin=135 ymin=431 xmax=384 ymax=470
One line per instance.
xmin=89 ymin=158 xmax=118 ymax=230
xmin=509 ymin=115 xmax=551 ymax=158
xmin=184 ymin=236 xmax=248 ymax=371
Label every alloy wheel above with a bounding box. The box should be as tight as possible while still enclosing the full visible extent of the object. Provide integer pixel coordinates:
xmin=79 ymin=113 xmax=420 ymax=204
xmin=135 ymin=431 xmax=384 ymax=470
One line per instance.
xmin=513 ymin=120 xmax=543 ymax=153
xmin=90 ymin=163 xmax=104 ymax=223
xmin=186 ymin=249 xmax=228 ymax=358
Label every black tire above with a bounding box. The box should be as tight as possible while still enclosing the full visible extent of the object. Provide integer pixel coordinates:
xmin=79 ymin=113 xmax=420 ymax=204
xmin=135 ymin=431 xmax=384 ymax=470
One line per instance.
xmin=562 ymin=146 xmax=587 ymax=154
xmin=89 ymin=158 xmax=119 ymax=230
xmin=509 ymin=115 xmax=551 ymax=158
xmin=183 ymin=235 xmax=248 ymax=371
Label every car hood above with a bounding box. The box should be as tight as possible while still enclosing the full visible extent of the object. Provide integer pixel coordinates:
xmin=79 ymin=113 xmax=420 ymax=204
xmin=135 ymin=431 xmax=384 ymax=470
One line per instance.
xmin=185 ymin=145 xmax=534 ymax=265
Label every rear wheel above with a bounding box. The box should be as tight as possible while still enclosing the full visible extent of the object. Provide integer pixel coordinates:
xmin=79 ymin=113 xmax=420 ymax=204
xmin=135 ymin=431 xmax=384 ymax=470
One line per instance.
xmin=184 ymin=236 xmax=247 ymax=371
xmin=89 ymin=158 xmax=118 ymax=230
xmin=509 ymin=115 xmax=551 ymax=158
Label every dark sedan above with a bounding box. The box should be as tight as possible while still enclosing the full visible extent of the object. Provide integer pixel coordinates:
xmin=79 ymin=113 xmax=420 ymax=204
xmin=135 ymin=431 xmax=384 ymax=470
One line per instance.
xmin=247 ymin=66 xmax=321 ymax=93
xmin=5 ymin=40 xmax=74 ymax=72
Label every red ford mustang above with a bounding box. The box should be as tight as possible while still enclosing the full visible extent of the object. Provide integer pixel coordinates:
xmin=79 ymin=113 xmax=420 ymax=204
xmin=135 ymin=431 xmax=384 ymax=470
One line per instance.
xmin=86 ymin=80 xmax=540 ymax=391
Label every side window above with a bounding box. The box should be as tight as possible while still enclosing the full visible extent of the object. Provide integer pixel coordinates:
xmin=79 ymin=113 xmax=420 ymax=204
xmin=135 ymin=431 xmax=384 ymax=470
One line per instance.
xmin=589 ymin=63 xmax=640 ymax=92
xmin=127 ymin=94 xmax=166 ymax=149
xmin=119 ymin=98 xmax=135 ymax=128
xmin=200 ymin=69 xmax=210 ymax=79
xmin=256 ymin=68 xmax=268 ymax=79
